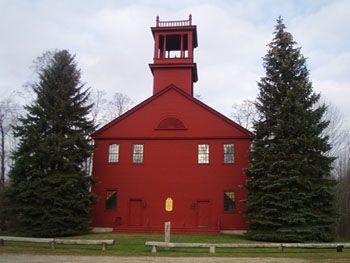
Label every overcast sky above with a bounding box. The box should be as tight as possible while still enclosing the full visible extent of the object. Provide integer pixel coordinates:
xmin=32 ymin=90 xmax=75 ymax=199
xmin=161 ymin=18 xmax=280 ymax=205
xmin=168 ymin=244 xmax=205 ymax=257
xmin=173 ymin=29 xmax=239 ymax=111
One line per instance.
xmin=1 ymin=0 xmax=350 ymax=126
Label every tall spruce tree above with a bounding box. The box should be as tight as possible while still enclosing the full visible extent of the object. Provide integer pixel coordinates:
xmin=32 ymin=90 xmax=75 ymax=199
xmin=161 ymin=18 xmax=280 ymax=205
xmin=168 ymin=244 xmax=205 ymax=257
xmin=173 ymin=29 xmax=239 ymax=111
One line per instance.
xmin=245 ymin=18 xmax=336 ymax=242
xmin=6 ymin=50 xmax=95 ymax=237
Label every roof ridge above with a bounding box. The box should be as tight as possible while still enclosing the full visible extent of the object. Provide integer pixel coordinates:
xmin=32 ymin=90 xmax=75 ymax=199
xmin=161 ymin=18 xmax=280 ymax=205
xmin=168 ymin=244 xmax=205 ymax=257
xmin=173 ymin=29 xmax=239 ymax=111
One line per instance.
xmin=92 ymin=84 xmax=253 ymax=138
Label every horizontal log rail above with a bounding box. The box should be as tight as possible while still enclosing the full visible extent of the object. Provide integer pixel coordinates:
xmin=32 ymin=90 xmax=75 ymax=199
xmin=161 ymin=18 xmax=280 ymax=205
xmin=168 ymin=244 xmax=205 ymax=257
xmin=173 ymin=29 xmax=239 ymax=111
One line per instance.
xmin=0 ymin=236 xmax=115 ymax=251
xmin=145 ymin=241 xmax=350 ymax=253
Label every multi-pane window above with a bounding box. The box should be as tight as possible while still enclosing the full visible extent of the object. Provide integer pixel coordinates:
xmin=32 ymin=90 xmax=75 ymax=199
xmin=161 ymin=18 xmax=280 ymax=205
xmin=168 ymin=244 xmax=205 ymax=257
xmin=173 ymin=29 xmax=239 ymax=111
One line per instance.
xmin=106 ymin=190 xmax=117 ymax=210
xmin=198 ymin=144 xmax=209 ymax=164
xmin=108 ymin=144 xmax=119 ymax=163
xmin=223 ymin=144 xmax=235 ymax=164
xmin=133 ymin=144 xmax=144 ymax=163
xmin=224 ymin=191 xmax=235 ymax=212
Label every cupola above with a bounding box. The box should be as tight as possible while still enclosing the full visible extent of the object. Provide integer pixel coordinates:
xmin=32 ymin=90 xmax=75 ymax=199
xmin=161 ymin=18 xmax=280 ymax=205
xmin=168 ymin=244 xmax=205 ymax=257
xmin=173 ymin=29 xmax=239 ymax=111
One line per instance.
xmin=149 ymin=15 xmax=198 ymax=96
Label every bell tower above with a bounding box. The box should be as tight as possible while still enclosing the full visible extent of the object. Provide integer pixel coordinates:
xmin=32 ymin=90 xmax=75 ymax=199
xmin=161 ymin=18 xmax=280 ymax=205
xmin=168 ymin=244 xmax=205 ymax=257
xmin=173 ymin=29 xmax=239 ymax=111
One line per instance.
xmin=149 ymin=15 xmax=198 ymax=96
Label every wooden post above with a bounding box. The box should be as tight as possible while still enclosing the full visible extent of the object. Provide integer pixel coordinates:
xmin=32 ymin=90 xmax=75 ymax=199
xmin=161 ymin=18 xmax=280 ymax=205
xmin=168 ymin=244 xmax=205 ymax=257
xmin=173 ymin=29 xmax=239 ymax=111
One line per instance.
xmin=152 ymin=245 xmax=157 ymax=253
xmin=102 ymin=242 xmax=107 ymax=251
xmin=180 ymin=34 xmax=184 ymax=58
xmin=164 ymin=221 xmax=171 ymax=243
xmin=163 ymin=35 xmax=167 ymax=58
xmin=50 ymin=241 xmax=56 ymax=249
xmin=209 ymin=246 xmax=215 ymax=253
xmin=279 ymin=244 xmax=284 ymax=252
xmin=337 ymin=245 xmax=343 ymax=252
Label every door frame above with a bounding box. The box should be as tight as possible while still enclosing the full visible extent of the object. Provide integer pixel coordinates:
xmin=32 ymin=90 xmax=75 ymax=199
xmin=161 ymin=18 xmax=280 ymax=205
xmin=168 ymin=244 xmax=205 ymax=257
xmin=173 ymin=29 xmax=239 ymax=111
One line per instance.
xmin=196 ymin=200 xmax=210 ymax=228
xmin=128 ymin=198 xmax=143 ymax=226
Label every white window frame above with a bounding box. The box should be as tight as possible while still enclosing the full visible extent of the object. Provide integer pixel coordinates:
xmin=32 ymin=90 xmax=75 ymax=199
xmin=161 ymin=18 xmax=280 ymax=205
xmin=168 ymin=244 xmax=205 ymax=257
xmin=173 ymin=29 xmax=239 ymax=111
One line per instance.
xmin=108 ymin=144 xmax=119 ymax=163
xmin=223 ymin=144 xmax=235 ymax=164
xmin=133 ymin=144 xmax=144 ymax=164
xmin=198 ymin=144 xmax=209 ymax=164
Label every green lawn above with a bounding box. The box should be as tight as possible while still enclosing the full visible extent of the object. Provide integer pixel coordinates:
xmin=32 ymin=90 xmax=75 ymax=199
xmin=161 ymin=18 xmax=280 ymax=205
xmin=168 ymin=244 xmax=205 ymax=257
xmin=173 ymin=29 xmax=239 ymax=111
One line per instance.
xmin=1 ymin=232 xmax=350 ymax=259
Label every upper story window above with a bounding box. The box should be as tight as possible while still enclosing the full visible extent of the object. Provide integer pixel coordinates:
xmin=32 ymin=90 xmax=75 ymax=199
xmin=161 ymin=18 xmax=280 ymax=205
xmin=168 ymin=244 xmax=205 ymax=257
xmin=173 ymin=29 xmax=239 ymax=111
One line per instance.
xmin=223 ymin=144 xmax=235 ymax=164
xmin=133 ymin=144 xmax=144 ymax=164
xmin=108 ymin=144 xmax=119 ymax=163
xmin=224 ymin=191 xmax=235 ymax=212
xmin=198 ymin=144 xmax=209 ymax=164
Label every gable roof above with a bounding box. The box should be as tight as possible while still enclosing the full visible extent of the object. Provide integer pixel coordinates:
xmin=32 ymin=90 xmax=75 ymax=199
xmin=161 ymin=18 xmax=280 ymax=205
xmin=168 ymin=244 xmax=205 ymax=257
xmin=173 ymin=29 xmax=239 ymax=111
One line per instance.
xmin=92 ymin=84 xmax=253 ymax=139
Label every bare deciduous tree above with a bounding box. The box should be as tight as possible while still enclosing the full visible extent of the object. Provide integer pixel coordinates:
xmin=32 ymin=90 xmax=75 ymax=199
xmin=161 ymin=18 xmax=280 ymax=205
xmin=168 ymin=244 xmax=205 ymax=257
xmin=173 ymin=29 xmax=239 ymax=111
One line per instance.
xmin=0 ymin=96 xmax=20 ymax=191
xmin=31 ymin=50 xmax=57 ymax=73
xmin=89 ymin=89 xmax=108 ymax=128
xmin=102 ymin=92 xmax=133 ymax=122
xmin=83 ymin=89 xmax=108 ymax=176
xmin=321 ymin=102 xmax=348 ymax=158
xmin=0 ymin=97 xmax=20 ymax=231
xmin=318 ymin=99 xmax=350 ymax=237
xmin=231 ymin=99 xmax=259 ymax=131
xmin=20 ymin=50 xmax=58 ymax=104
xmin=84 ymin=90 xmax=133 ymax=176
xmin=89 ymin=90 xmax=134 ymax=128
xmin=334 ymin=137 xmax=350 ymax=237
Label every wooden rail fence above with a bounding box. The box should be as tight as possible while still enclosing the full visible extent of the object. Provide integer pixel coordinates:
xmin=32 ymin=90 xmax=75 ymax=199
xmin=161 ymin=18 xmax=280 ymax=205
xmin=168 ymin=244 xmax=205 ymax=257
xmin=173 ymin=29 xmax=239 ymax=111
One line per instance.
xmin=0 ymin=236 xmax=115 ymax=251
xmin=145 ymin=241 xmax=350 ymax=254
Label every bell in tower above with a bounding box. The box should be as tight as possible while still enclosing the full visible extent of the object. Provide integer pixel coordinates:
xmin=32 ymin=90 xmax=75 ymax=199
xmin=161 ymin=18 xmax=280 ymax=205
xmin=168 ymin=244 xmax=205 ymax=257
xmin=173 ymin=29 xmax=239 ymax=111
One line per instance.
xmin=149 ymin=15 xmax=198 ymax=96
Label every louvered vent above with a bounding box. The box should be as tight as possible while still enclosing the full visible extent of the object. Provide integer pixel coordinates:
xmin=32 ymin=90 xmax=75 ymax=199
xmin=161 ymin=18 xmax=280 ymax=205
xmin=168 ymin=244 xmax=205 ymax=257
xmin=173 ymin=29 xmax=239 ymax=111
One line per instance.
xmin=156 ymin=117 xmax=186 ymax=130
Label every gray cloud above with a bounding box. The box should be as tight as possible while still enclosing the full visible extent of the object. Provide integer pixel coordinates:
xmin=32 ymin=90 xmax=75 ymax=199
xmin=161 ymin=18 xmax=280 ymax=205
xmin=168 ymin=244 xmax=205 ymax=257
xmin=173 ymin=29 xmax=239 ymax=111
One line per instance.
xmin=0 ymin=0 xmax=349 ymax=127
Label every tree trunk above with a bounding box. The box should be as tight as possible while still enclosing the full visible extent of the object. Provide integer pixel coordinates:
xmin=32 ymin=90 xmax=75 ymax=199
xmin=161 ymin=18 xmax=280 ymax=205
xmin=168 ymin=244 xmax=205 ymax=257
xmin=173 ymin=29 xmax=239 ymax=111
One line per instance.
xmin=0 ymin=122 xmax=5 ymax=230
xmin=0 ymin=123 xmax=4 ymax=192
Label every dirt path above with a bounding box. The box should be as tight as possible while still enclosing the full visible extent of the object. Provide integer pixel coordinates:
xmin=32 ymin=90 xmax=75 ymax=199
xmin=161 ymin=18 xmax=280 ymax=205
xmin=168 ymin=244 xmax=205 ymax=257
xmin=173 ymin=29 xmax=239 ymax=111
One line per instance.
xmin=1 ymin=254 xmax=348 ymax=263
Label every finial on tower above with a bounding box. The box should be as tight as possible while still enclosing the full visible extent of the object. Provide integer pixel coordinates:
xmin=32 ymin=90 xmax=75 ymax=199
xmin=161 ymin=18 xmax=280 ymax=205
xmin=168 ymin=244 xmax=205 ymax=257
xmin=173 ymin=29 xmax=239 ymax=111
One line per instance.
xmin=156 ymin=16 xmax=159 ymax=27
xmin=189 ymin=14 xmax=192 ymax=25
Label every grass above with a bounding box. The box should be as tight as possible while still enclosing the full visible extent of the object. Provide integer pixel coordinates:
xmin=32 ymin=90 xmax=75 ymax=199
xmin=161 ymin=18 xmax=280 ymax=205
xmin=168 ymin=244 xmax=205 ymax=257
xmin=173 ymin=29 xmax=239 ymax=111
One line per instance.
xmin=1 ymin=232 xmax=350 ymax=259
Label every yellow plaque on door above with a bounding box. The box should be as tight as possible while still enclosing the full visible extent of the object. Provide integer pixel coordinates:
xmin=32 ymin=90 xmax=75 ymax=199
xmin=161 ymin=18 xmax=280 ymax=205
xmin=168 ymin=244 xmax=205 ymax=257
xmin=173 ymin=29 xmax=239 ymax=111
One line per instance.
xmin=165 ymin=197 xmax=173 ymax=212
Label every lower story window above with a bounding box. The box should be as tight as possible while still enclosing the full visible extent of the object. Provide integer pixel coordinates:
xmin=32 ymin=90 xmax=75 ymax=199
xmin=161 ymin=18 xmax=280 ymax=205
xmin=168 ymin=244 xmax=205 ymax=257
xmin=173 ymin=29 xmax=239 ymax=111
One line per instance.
xmin=106 ymin=190 xmax=117 ymax=210
xmin=224 ymin=191 xmax=235 ymax=212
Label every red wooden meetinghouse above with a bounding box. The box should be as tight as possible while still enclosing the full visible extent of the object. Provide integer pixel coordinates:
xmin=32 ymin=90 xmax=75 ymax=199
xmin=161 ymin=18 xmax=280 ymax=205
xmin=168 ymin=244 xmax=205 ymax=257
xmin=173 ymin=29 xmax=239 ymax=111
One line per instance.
xmin=90 ymin=15 xmax=252 ymax=233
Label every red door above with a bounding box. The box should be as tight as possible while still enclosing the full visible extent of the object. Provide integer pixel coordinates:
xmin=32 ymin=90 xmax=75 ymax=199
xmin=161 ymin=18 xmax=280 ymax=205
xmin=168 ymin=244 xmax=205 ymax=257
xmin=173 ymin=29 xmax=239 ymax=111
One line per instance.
xmin=197 ymin=201 xmax=210 ymax=227
xmin=128 ymin=199 xmax=143 ymax=226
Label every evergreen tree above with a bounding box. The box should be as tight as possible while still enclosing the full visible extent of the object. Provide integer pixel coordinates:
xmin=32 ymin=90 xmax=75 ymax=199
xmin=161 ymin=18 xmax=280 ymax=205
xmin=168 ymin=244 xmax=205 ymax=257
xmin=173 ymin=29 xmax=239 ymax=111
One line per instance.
xmin=245 ymin=18 xmax=336 ymax=242
xmin=6 ymin=50 xmax=95 ymax=237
